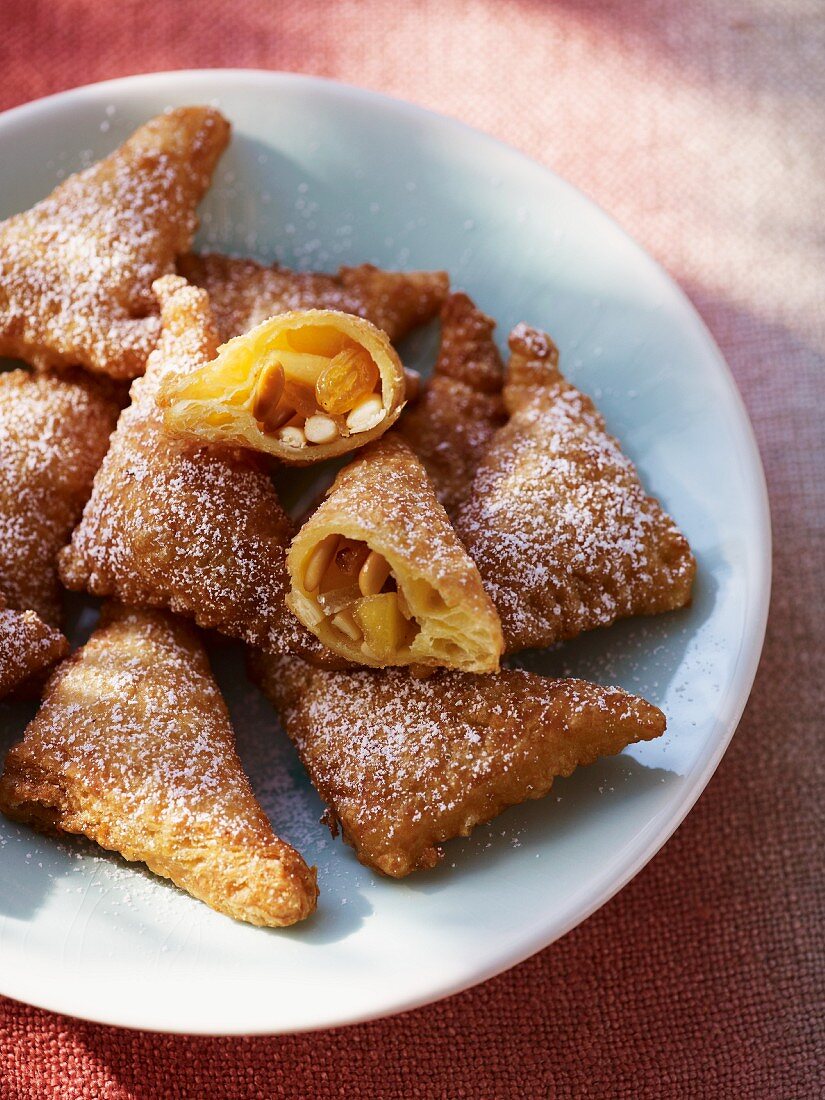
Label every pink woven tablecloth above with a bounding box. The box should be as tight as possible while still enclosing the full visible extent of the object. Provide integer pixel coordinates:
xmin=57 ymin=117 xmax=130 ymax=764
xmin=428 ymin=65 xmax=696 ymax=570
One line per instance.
xmin=1 ymin=2 xmax=822 ymax=1097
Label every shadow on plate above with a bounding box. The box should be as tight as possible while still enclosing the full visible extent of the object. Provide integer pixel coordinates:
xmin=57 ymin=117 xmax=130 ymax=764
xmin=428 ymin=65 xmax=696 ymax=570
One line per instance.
xmin=402 ymin=753 xmax=679 ymax=895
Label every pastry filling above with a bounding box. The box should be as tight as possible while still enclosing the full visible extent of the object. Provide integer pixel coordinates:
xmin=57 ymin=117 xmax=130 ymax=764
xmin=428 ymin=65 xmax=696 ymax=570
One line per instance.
xmin=302 ymin=535 xmax=425 ymax=661
xmin=222 ymin=324 xmax=385 ymax=448
xmin=196 ymin=321 xmax=391 ymax=451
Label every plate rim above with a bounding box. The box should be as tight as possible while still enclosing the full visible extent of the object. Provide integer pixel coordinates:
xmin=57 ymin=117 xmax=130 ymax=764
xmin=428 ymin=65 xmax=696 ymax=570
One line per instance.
xmin=0 ymin=68 xmax=772 ymax=1035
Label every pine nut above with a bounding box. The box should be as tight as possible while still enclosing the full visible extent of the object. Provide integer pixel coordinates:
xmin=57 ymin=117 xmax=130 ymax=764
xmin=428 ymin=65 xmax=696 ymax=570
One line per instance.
xmin=278 ymin=425 xmax=306 ymax=448
xmin=303 ymin=535 xmax=338 ymax=591
xmin=331 ymin=609 xmax=362 ymax=641
xmin=358 ymin=549 xmax=391 ymax=596
xmin=304 ymin=414 xmax=340 ymax=444
xmin=346 ymin=394 xmax=386 ymax=434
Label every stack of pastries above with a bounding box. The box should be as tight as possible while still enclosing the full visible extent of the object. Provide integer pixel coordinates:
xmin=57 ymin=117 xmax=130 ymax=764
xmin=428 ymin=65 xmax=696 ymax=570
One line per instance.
xmin=0 ymin=109 xmax=695 ymax=927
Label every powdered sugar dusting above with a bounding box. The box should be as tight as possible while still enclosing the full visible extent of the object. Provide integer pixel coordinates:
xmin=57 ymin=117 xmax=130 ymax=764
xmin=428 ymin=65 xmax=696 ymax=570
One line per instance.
xmin=0 ymin=370 xmax=119 ymax=623
xmin=399 ymin=292 xmax=506 ymax=517
xmin=178 ymin=253 xmax=448 ymax=342
xmin=59 ymin=278 xmax=321 ymax=659
xmin=0 ymin=607 xmax=67 ymax=698
xmin=456 ymin=327 xmax=696 ymax=651
xmin=5 ymin=607 xmax=270 ymax=832
xmin=0 ymin=605 xmax=317 ymax=926
xmin=0 ymin=108 xmax=229 ymax=379
xmin=258 ymin=654 xmax=665 ymax=874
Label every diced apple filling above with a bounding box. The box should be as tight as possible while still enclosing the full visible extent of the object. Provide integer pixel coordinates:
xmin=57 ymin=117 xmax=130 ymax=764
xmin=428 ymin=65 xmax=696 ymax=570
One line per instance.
xmin=234 ymin=324 xmax=385 ymax=448
xmin=301 ymin=534 xmax=421 ymax=660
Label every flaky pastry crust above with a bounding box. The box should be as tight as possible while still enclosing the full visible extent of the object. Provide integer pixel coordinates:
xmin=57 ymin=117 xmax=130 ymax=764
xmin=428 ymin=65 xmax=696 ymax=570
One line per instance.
xmin=287 ymin=434 xmax=504 ymax=672
xmin=455 ymin=324 xmax=696 ymax=652
xmin=0 ymin=369 xmax=120 ymax=624
xmin=252 ymin=652 xmax=666 ymax=877
xmin=0 ymin=108 xmax=229 ymax=380
xmin=178 ymin=253 xmax=449 ymax=343
xmin=158 ymin=309 xmax=407 ymax=464
xmin=0 ymin=605 xmax=317 ymax=926
xmin=399 ymin=292 xmax=506 ymax=517
xmin=59 ymin=275 xmax=334 ymax=664
xmin=0 ymin=597 xmax=68 ymax=700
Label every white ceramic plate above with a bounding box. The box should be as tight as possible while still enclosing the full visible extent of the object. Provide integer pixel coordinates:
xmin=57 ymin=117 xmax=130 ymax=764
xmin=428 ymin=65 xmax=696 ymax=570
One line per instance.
xmin=0 ymin=71 xmax=770 ymax=1035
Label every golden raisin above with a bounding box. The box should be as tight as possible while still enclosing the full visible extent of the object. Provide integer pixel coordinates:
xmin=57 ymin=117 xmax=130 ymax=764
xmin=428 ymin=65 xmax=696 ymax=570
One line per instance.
xmin=315 ymin=349 xmax=379 ymax=415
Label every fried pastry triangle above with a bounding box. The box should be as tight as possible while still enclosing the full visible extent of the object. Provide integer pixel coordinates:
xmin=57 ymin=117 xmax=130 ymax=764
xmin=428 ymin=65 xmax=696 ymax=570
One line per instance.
xmin=0 ymin=107 xmax=229 ymax=380
xmin=0 ymin=369 xmax=120 ymax=624
xmin=455 ymin=324 xmax=696 ymax=652
xmin=0 ymin=605 xmax=317 ymax=926
xmin=0 ymin=596 xmax=68 ymax=700
xmin=178 ymin=253 xmax=449 ymax=343
xmin=287 ymin=434 xmax=504 ymax=672
xmin=252 ymin=652 xmax=666 ymax=877
xmin=399 ymin=292 xmax=506 ymax=517
xmin=59 ymin=275 xmax=334 ymax=664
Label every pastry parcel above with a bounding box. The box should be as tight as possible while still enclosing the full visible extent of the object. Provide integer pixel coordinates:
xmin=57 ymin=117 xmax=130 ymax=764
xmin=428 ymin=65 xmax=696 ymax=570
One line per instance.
xmin=287 ymin=434 xmax=504 ymax=672
xmin=158 ymin=309 xmax=407 ymax=464
xmin=0 ymin=369 xmax=120 ymax=624
xmin=455 ymin=324 xmax=696 ymax=652
xmin=0 ymin=605 xmax=317 ymax=926
xmin=59 ymin=275 xmax=331 ymax=663
xmin=252 ymin=652 xmax=666 ymax=877
xmin=0 ymin=596 xmax=68 ymax=700
xmin=0 ymin=107 xmax=229 ymax=380
xmin=399 ymin=292 xmax=506 ymax=516
xmin=178 ymin=252 xmax=448 ymax=344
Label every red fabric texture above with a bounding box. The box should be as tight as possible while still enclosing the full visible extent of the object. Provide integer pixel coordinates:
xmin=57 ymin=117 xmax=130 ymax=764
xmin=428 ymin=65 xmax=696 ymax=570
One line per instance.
xmin=1 ymin=2 xmax=823 ymax=1097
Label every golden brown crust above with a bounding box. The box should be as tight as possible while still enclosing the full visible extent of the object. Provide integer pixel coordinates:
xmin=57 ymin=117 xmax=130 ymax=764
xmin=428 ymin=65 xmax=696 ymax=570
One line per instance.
xmin=178 ymin=253 xmax=449 ymax=343
xmin=252 ymin=651 xmax=666 ymax=878
xmin=0 ymin=108 xmax=229 ymax=380
xmin=399 ymin=292 xmax=506 ymax=516
xmin=287 ymin=434 xmax=504 ymax=672
xmin=158 ymin=309 xmax=407 ymax=465
xmin=0 ymin=598 xmax=68 ymax=700
xmin=58 ymin=275 xmax=334 ymax=665
xmin=0 ymin=369 xmax=120 ymax=624
xmin=455 ymin=324 xmax=697 ymax=652
xmin=0 ymin=605 xmax=317 ymax=926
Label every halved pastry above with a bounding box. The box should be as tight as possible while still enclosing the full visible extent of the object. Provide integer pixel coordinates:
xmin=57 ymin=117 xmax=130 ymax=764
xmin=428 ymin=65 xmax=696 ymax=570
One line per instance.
xmin=0 ymin=605 xmax=317 ymax=926
xmin=179 ymin=252 xmax=449 ymax=344
xmin=0 ymin=596 xmax=68 ymax=700
xmin=455 ymin=324 xmax=697 ymax=652
xmin=158 ymin=309 xmax=406 ymax=464
xmin=286 ymin=434 xmax=504 ymax=671
xmin=399 ymin=292 xmax=506 ymax=517
xmin=0 ymin=107 xmax=229 ymax=380
xmin=59 ymin=276 xmax=335 ymax=665
xmin=252 ymin=652 xmax=666 ymax=878
xmin=0 ymin=369 xmax=120 ymax=625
